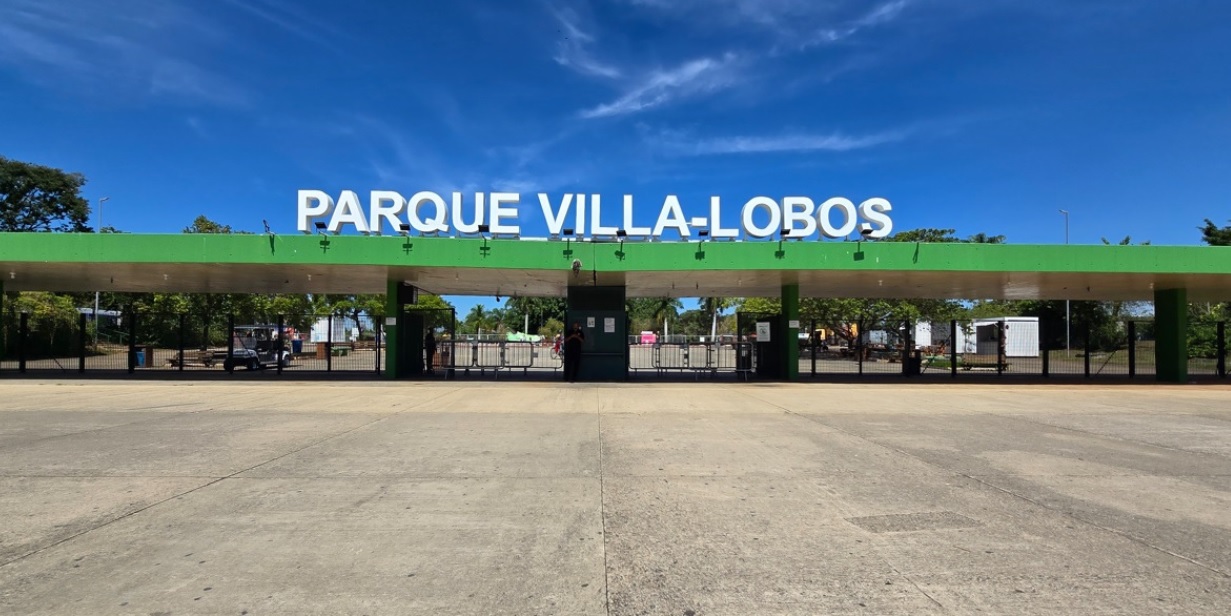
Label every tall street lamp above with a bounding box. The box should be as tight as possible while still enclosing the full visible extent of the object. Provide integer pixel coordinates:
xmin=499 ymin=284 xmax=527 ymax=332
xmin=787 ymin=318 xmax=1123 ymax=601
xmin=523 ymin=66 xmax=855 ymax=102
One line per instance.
xmin=1059 ymin=209 xmax=1070 ymax=355
xmin=94 ymin=197 xmax=110 ymax=347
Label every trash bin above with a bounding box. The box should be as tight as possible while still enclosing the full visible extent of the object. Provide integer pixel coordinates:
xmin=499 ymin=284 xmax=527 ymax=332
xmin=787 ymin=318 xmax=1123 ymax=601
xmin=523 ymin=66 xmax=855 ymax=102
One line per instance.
xmin=291 ymin=339 xmax=303 ymax=354
xmin=135 ymin=351 xmax=146 ymax=368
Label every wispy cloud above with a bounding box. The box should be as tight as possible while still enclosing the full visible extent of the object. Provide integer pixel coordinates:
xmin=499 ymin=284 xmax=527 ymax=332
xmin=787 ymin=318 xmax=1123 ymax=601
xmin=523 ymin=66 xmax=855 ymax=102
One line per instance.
xmin=648 ymin=127 xmax=908 ymax=155
xmin=551 ymin=6 xmax=621 ymax=79
xmin=218 ymin=0 xmax=344 ymax=52
xmin=580 ymin=53 xmax=741 ymax=119
xmin=0 ymin=0 xmax=249 ymax=106
xmin=804 ymin=0 xmax=912 ymax=48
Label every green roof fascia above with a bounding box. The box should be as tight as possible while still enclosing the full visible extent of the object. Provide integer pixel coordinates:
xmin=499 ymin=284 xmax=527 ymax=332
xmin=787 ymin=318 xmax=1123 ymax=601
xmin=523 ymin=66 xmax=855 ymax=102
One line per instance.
xmin=2 ymin=233 xmax=1230 ymax=275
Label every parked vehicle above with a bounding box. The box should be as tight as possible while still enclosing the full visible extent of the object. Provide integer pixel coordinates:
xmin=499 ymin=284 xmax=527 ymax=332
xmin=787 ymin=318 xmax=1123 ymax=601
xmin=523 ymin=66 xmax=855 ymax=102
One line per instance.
xmin=216 ymin=325 xmax=293 ymax=372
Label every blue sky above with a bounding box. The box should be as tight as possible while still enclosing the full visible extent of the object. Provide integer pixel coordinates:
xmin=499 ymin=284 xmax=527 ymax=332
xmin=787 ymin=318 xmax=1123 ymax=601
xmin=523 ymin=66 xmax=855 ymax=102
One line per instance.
xmin=2 ymin=0 xmax=1229 ymax=312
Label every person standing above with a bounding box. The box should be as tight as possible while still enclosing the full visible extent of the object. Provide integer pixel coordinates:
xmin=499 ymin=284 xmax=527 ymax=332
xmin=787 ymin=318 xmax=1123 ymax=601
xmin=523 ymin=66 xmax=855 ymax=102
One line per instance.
xmin=563 ymin=321 xmax=585 ymax=382
xmin=423 ymin=330 xmax=437 ymax=375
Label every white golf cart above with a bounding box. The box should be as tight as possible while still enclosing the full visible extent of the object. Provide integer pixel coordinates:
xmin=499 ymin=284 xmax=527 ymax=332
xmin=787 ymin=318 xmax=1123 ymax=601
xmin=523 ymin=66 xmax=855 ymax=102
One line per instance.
xmin=219 ymin=325 xmax=292 ymax=372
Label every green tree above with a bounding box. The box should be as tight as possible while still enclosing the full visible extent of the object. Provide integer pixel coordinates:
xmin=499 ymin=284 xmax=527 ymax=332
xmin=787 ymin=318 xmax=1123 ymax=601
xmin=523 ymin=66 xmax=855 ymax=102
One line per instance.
xmin=1200 ymin=219 xmax=1231 ymax=246
xmin=1 ymin=292 xmax=80 ymax=359
xmin=626 ymin=297 xmax=681 ymax=333
xmin=698 ymin=297 xmax=735 ymax=339
xmin=538 ymin=317 xmax=564 ymax=339
xmin=886 ymin=228 xmax=961 ymax=243
xmin=967 ymin=232 xmax=1006 ymax=244
xmin=183 ymin=215 xmax=245 ymax=234
xmin=505 ymin=297 xmax=566 ymax=333
xmin=0 ymin=156 xmax=90 ymax=232
xmin=462 ymin=304 xmax=500 ymax=335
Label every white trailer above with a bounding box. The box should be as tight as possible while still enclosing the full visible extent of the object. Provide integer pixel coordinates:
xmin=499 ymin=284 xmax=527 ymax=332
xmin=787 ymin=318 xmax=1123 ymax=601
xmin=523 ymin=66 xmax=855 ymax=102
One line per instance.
xmin=952 ymin=317 xmax=1039 ymax=357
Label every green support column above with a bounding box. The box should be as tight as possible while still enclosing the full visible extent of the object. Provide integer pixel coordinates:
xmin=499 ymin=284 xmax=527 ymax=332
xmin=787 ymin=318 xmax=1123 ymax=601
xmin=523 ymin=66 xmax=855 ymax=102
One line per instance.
xmin=1154 ymin=288 xmax=1188 ymax=383
xmin=383 ymin=279 xmax=400 ymax=379
xmin=781 ymin=283 xmax=800 ymax=381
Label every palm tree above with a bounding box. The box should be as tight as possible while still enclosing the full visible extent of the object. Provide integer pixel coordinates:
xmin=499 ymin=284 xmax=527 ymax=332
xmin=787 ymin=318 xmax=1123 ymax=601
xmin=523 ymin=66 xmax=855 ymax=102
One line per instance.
xmin=698 ymin=297 xmax=734 ymax=340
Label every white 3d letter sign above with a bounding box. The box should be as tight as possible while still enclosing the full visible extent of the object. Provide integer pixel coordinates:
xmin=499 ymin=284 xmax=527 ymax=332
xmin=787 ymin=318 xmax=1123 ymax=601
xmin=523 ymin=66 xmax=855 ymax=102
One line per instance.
xmin=296 ymin=190 xmax=894 ymax=240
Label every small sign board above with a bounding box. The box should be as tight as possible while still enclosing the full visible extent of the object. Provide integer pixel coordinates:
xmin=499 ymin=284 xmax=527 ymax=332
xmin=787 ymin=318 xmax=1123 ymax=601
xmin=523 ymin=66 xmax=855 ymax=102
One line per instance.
xmin=385 ymin=317 xmax=397 ymax=326
xmin=756 ymin=321 xmax=772 ymax=342
xmin=604 ymin=317 xmax=615 ymax=333
xmin=788 ymin=319 xmax=800 ymax=329
xmin=587 ymin=317 xmax=596 ymax=328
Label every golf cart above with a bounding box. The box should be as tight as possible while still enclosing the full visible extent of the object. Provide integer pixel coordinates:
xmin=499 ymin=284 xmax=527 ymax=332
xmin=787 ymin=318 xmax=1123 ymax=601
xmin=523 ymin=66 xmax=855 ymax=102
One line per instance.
xmin=219 ymin=325 xmax=293 ymax=372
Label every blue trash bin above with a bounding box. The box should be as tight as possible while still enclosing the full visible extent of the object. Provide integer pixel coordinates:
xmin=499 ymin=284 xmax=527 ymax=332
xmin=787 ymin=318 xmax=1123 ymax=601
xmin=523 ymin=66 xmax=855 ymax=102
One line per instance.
xmin=291 ymin=339 xmax=303 ymax=354
xmin=135 ymin=351 xmax=145 ymax=367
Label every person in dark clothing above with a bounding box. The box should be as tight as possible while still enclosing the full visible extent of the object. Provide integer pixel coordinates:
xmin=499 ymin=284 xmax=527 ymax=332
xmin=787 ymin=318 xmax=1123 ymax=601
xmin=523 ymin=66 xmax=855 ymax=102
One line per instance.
xmin=424 ymin=330 xmax=437 ymax=374
xmin=563 ymin=321 xmax=585 ymax=382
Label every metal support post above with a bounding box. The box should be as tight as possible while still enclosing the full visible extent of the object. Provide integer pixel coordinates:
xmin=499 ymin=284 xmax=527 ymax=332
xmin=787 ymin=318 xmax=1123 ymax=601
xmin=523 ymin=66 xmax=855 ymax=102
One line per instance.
xmin=902 ymin=319 xmax=911 ymax=376
xmin=78 ymin=312 xmax=87 ymax=373
xmin=127 ymin=308 xmax=137 ymax=374
xmin=997 ymin=320 xmax=1005 ymax=376
xmin=1217 ymin=321 xmax=1226 ymax=379
xmin=1127 ymin=321 xmax=1137 ymax=379
xmin=326 ymin=314 xmax=333 ymax=372
xmin=226 ymin=314 xmax=235 ymax=373
xmin=178 ymin=314 xmax=186 ymax=373
xmin=810 ymin=319 xmax=817 ymax=377
xmin=950 ymin=320 xmax=958 ymax=378
xmin=375 ymin=320 xmax=382 ymax=374
xmin=1040 ymin=318 xmax=1049 ymax=377
xmin=18 ymin=312 xmax=28 ymax=373
xmin=857 ymin=319 xmax=864 ymax=376
xmin=276 ymin=315 xmax=285 ymax=376
xmin=1083 ymin=323 xmax=1091 ymax=378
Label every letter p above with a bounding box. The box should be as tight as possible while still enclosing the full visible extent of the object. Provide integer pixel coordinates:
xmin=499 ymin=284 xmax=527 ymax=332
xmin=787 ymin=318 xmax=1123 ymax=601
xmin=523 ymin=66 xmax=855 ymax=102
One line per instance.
xmin=297 ymin=190 xmax=334 ymax=234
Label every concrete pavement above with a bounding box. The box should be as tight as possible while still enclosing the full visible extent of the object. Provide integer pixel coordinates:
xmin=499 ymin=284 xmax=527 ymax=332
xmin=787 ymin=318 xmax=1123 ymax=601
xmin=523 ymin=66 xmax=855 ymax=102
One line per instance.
xmin=1 ymin=380 xmax=1230 ymax=615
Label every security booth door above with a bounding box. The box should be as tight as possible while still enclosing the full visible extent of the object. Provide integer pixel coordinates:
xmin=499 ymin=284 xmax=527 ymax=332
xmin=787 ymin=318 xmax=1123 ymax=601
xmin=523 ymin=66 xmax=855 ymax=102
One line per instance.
xmin=398 ymin=310 xmax=426 ymax=377
xmin=755 ymin=319 xmax=783 ymax=379
xmin=564 ymin=310 xmax=628 ymax=381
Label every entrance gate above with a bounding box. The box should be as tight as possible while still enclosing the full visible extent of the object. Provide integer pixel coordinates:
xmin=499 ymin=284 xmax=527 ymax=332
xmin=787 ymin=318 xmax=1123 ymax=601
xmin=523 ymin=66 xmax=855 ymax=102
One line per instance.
xmin=392 ymin=304 xmax=455 ymax=379
xmin=737 ymin=311 xmax=781 ymax=379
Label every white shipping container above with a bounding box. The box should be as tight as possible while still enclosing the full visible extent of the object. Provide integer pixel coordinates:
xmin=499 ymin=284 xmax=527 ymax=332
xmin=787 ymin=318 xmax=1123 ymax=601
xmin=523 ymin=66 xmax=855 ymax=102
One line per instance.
xmin=952 ymin=317 xmax=1039 ymax=357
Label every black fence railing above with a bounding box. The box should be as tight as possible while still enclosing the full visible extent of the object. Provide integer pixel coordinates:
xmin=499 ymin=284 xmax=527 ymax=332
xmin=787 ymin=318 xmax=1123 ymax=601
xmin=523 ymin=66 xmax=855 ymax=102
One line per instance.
xmin=3 ymin=308 xmax=1227 ymax=381
xmin=0 ymin=310 xmax=386 ymax=375
xmin=797 ymin=317 xmax=1227 ymax=380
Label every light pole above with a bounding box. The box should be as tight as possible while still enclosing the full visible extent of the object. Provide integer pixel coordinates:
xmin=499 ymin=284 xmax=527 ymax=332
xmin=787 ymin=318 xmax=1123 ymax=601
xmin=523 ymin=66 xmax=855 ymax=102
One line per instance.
xmin=93 ymin=197 xmax=110 ymax=347
xmin=1059 ymin=209 xmax=1070 ymax=355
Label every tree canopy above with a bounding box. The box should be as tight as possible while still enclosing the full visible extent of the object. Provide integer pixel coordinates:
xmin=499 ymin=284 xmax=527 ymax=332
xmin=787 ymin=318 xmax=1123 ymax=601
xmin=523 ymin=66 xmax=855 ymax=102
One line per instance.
xmin=0 ymin=156 xmax=91 ymax=232
xmin=1201 ymin=219 xmax=1231 ymax=246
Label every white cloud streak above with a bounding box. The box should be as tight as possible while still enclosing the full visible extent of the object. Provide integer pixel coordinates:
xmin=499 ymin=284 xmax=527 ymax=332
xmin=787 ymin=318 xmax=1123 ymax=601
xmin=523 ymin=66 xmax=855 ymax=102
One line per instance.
xmin=0 ymin=0 xmax=249 ymax=106
xmin=551 ymin=6 xmax=622 ymax=79
xmin=652 ymin=129 xmax=907 ymax=155
xmin=580 ymin=54 xmax=740 ymax=119
xmin=806 ymin=0 xmax=911 ymax=47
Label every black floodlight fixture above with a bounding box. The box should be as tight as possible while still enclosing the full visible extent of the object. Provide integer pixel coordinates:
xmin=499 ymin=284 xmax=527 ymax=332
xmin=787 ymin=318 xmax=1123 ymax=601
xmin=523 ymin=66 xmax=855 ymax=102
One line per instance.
xmin=860 ymin=226 xmax=874 ymax=239
xmin=562 ymin=228 xmax=575 ymax=236
xmin=477 ymin=224 xmax=490 ymax=234
xmin=615 ymin=229 xmax=628 ymax=238
xmin=398 ymin=223 xmax=412 ymax=236
xmin=314 ymin=221 xmax=328 ymax=234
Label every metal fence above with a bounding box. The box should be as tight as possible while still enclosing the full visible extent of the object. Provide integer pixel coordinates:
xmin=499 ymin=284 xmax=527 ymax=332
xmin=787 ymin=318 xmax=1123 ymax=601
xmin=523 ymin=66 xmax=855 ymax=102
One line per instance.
xmin=2 ymin=307 xmax=1227 ymax=381
xmin=446 ymin=340 xmax=561 ymax=376
xmin=798 ymin=318 xmax=1228 ymax=380
xmin=0 ymin=310 xmax=386 ymax=375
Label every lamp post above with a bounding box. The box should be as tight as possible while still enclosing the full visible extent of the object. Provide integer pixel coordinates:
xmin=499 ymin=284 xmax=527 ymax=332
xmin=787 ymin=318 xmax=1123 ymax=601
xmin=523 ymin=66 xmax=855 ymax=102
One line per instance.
xmin=93 ymin=197 xmax=110 ymax=348
xmin=1059 ymin=209 xmax=1070 ymax=355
